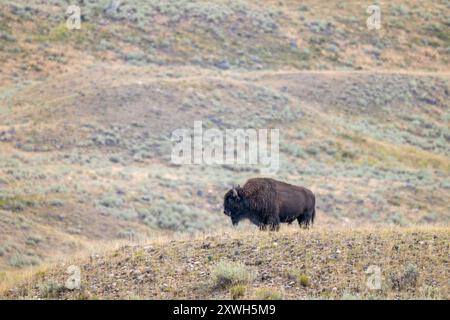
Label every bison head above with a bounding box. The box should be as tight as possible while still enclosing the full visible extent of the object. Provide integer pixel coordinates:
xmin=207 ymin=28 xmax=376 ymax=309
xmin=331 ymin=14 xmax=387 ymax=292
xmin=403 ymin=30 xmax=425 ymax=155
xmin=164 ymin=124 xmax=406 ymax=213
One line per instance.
xmin=223 ymin=185 xmax=246 ymax=226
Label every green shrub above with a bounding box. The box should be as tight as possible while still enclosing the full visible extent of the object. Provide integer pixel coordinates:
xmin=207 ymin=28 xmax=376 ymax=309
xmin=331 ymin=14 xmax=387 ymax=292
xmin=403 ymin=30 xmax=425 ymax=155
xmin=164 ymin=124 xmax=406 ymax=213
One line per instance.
xmin=49 ymin=199 xmax=64 ymax=207
xmin=289 ymin=270 xmax=310 ymax=287
xmin=9 ymin=254 xmax=41 ymax=268
xmin=38 ymin=280 xmax=66 ymax=299
xmin=25 ymin=236 xmax=43 ymax=246
xmin=137 ymin=200 xmax=221 ymax=232
xmin=305 ymin=146 xmax=319 ymax=156
xmin=254 ymin=287 xmax=284 ymax=300
xmin=388 ymin=212 xmax=409 ymax=226
xmin=211 ymin=260 xmax=255 ymax=289
xmin=418 ymin=285 xmax=441 ymax=300
xmin=98 ymin=196 xmax=123 ymax=208
xmin=390 ymin=264 xmax=419 ymax=291
xmin=297 ymin=274 xmax=311 ymax=287
xmin=0 ymin=196 xmax=35 ymax=212
xmin=229 ymin=284 xmax=246 ymax=300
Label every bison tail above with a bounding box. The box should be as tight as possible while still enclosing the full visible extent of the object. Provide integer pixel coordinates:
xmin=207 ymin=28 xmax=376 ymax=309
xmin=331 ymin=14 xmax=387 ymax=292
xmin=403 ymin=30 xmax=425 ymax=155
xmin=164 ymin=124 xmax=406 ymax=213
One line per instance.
xmin=311 ymin=208 xmax=316 ymax=225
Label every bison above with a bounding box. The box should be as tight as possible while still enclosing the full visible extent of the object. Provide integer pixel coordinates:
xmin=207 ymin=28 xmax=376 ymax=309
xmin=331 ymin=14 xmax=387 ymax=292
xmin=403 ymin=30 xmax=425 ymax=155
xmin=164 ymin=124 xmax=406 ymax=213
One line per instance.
xmin=223 ymin=178 xmax=315 ymax=231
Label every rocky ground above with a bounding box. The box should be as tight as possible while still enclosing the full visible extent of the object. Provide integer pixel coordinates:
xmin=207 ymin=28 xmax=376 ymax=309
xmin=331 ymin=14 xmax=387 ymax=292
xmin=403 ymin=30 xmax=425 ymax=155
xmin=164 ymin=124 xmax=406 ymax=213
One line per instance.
xmin=3 ymin=226 xmax=449 ymax=300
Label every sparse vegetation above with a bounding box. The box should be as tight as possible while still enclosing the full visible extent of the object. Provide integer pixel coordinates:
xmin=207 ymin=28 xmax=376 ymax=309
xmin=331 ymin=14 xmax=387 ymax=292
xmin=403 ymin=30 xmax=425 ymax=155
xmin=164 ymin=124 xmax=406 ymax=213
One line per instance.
xmin=0 ymin=0 xmax=448 ymax=301
xmin=254 ymin=287 xmax=284 ymax=300
xmin=8 ymin=254 xmax=41 ymax=268
xmin=296 ymin=273 xmax=311 ymax=287
xmin=211 ymin=260 xmax=255 ymax=289
xmin=390 ymin=264 xmax=419 ymax=292
xmin=229 ymin=284 xmax=246 ymax=300
xmin=38 ymin=280 xmax=66 ymax=299
xmin=2 ymin=227 xmax=447 ymax=300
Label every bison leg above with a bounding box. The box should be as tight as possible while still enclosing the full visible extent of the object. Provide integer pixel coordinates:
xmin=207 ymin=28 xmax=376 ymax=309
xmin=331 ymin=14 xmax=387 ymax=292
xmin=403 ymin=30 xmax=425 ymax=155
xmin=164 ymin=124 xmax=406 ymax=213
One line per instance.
xmin=259 ymin=224 xmax=268 ymax=231
xmin=297 ymin=216 xmax=310 ymax=229
xmin=269 ymin=223 xmax=280 ymax=231
xmin=298 ymin=208 xmax=315 ymax=229
xmin=267 ymin=216 xmax=280 ymax=232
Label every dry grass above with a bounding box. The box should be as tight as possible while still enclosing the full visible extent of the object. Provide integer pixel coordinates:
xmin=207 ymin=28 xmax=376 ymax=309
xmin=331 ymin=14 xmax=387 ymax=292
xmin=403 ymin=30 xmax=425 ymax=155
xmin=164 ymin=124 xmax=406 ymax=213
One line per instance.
xmin=2 ymin=225 xmax=448 ymax=300
xmin=254 ymin=287 xmax=285 ymax=300
xmin=211 ymin=260 xmax=255 ymax=289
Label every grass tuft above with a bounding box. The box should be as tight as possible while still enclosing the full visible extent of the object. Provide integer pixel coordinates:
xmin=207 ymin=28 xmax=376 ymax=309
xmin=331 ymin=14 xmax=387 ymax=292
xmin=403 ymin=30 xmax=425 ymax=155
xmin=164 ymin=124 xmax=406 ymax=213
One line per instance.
xmin=254 ymin=287 xmax=284 ymax=300
xmin=211 ymin=260 xmax=255 ymax=289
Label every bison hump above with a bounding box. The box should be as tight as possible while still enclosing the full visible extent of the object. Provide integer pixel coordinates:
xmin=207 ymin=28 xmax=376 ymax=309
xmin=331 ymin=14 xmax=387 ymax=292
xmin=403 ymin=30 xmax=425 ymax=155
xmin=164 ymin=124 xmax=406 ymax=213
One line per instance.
xmin=242 ymin=178 xmax=278 ymax=215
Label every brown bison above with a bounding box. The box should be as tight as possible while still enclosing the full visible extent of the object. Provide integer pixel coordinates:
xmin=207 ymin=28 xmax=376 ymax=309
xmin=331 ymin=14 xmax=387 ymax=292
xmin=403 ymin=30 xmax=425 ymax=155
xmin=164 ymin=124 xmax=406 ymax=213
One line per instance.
xmin=223 ymin=178 xmax=315 ymax=231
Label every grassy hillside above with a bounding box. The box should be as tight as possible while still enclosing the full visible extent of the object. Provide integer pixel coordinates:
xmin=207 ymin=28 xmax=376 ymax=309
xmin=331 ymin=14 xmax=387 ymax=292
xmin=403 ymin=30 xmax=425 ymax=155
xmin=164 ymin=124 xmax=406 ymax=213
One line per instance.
xmin=1 ymin=0 xmax=449 ymax=86
xmin=1 ymin=66 xmax=448 ymax=272
xmin=0 ymin=0 xmax=449 ymax=298
xmin=2 ymin=226 xmax=449 ymax=299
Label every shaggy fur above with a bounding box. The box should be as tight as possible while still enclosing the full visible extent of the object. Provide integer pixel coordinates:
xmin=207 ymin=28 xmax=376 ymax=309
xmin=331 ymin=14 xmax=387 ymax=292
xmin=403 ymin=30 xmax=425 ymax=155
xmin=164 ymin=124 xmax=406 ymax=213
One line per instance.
xmin=223 ymin=178 xmax=316 ymax=231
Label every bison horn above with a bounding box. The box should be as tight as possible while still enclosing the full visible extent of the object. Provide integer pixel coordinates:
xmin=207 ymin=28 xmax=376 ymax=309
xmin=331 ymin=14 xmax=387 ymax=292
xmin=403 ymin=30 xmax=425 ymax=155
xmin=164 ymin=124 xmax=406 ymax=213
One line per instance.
xmin=232 ymin=188 xmax=238 ymax=197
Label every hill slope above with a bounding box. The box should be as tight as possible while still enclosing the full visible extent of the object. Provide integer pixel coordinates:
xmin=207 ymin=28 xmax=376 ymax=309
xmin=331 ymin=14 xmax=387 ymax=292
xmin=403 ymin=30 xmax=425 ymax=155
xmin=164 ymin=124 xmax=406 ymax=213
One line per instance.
xmin=3 ymin=226 xmax=449 ymax=300
xmin=0 ymin=0 xmax=449 ymax=279
xmin=1 ymin=67 xmax=449 ymax=271
xmin=1 ymin=0 xmax=449 ymax=86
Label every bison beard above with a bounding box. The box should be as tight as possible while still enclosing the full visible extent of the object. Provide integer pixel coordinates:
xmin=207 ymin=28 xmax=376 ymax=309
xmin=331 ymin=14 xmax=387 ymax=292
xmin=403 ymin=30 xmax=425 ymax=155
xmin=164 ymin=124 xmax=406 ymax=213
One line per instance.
xmin=223 ymin=178 xmax=316 ymax=231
